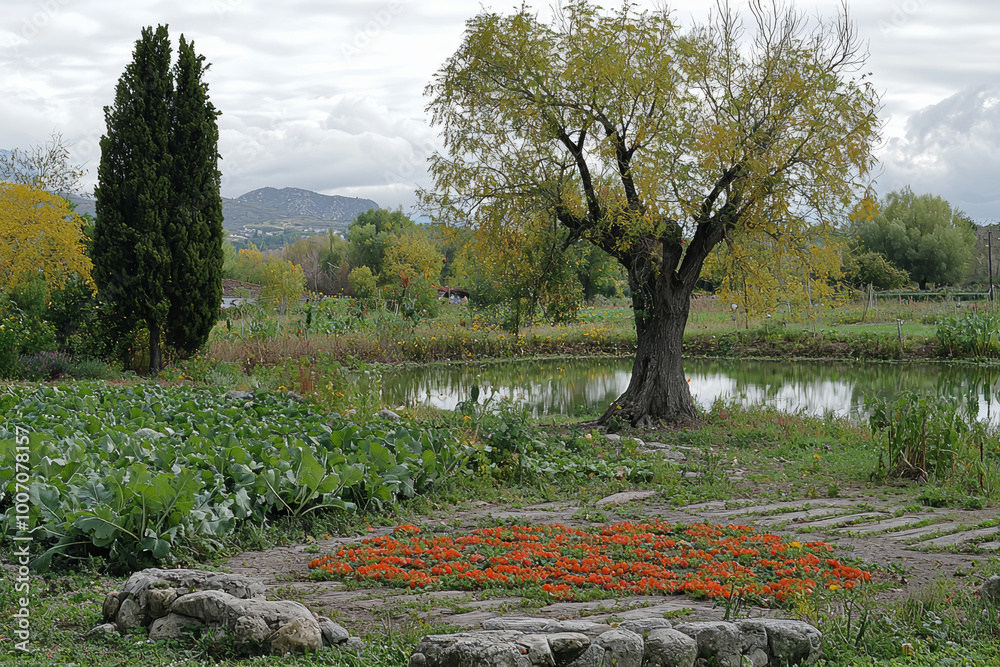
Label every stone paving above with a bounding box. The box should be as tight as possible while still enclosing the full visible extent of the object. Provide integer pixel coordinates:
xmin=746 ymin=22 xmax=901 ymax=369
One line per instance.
xmin=661 ymin=496 xmax=998 ymax=553
xmin=226 ymin=437 xmax=1000 ymax=633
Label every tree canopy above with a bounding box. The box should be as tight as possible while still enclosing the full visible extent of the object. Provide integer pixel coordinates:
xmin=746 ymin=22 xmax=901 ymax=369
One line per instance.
xmin=422 ymin=0 xmax=880 ymax=424
xmin=855 ymin=187 xmax=975 ymax=290
xmin=0 ymin=183 xmax=92 ymax=292
xmin=94 ymin=25 xmax=223 ymax=372
xmin=0 ymin=133 xmax=87 ymax=196
xmin=164 ymin=35 xmax=225 ymax=355
xmin=346 ymin=208 xmax=417 ymax=277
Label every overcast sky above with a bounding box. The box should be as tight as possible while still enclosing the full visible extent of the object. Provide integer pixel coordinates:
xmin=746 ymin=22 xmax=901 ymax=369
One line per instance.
xmin=2 ymin=0 xmax=1000 ymax=221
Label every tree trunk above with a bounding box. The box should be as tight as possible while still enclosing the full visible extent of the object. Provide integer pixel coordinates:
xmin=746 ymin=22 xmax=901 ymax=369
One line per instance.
xmin=149 ymin=322 xmax=162 ymax=376
xmin=597 ymin=271 xmax=697 ymax=427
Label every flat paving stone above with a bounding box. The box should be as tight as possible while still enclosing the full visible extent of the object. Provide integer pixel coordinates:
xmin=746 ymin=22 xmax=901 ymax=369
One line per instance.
xmin=797 ymin=512 xmax=889 ymax=529
xmin=754 ymin=508 xmax=855 ymax=526
xmin=921 ymin=527 xmax=1000 ymax=548
xmin=844 ymin=515 xmax=931 ymax=534
xmin=677 ymin=500 xmax=728 ymax=511
xmin=975 ymin=541 xmax=1000 ymax=551
xmin=698 ymin=498 xmax=874 ymax=517
xmin=884 ymin=522 xmax=963 ymax=541
xmin=596 ymin=491 xmax=660 ymax=507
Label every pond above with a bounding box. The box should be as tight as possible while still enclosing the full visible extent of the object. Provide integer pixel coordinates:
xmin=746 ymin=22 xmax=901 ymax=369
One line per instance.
xmin=381 ymin=357 xmax=1000 ymax=422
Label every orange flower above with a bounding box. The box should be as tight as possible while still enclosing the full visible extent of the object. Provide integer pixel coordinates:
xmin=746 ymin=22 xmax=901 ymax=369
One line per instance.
xmin=306 ymin=522 xmax=872 ymax=604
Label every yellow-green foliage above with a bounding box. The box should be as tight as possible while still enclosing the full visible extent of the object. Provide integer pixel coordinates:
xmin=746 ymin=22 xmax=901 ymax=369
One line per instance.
xmin=348 ymin=266 xmax=378 ymax=300
xmin=0 ymin=183 xmax=92 ymax=291
xmin=380 ymin=231 xmax=444 ymax=289
xmin=260 ymin=255 xmax=305 ymax=314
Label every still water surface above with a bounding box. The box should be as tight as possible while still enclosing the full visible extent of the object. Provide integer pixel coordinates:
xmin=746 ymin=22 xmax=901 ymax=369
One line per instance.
xmin=382 ymin=358 xmax=1000 ymax=421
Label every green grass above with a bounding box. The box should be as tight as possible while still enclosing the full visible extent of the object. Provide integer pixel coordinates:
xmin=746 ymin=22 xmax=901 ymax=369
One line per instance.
xmin=202 ymin=295 xmax=998 ymax=375
xmin=8 ymin=294 xmax=1000 ymax=665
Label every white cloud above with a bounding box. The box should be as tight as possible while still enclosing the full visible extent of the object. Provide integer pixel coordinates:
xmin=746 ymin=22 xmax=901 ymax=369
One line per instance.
xmin=878 ymin=84 xmax=1000 ymax=221
xmin=3 ymin=0 xmax=1000 ymax=216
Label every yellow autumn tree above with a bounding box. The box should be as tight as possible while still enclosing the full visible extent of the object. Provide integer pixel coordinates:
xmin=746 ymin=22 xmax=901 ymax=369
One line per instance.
xmin=0 ymin=183 xmax=92 ymax=291
xmin=260 ymin=255 xmax=305 ymax=316
xmin=379 ymin=231 xmax=444 ymax=287
xmin=230 ymin=244 xmax=265 ymax=284
xmin=454 ymin=209 xmax=584 ymax=332
xmin=706 ymin=227 xmax=846 ymax=327
xmin=422 ymin=0 xmax=880 ymax=424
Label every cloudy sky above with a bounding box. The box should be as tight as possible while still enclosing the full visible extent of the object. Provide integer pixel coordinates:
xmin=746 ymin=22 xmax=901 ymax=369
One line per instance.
xmin=2 ymin=0 xmax=1000 ymax=221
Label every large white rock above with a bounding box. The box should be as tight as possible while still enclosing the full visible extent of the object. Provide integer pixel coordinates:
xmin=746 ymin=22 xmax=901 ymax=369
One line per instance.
xmin=169 ymin=589 xmax=316 ymax=630
xmin=410 ymin=631 xmax=531 ymax=667
xmin=619 ymin=618 xmax=673 ymax=637
xmin=673 ymin=621 xmax=743 ymax=667
xmin=515 ymin=633 xmax=555 ymax=666
xmin=735 ymin=620 xmax=772 ymax=667
xmin=269 ymin=616 xmax=324 ymax=656
xmin=759 ymin=620 xmax=823 ymax=665
xmin=568 ymin=628 xmax=643 ymax=667
xmin=318 ymin=616 xmax=351 ymax=646
xmin=643 ymin=628 xmax=697 ymax=667
xmin=115 ymin=597 xmax=144 ymax=631
xmin=148 ymin=613 xmax=205 ymax=641
xmin=546 ymin=632 xmax=590 ymax=664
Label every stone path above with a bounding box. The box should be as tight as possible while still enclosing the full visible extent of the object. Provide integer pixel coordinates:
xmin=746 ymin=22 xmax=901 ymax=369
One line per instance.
xmin=226 ymin=489 xmax=999 ymax=635
xmin=221 ymin=434 xmax=1000 ymax=635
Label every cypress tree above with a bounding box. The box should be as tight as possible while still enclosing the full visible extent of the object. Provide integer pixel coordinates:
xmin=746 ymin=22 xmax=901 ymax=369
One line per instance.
xmin=94 ymin=25 xmax=223 ymax=373
xmin=166 ymin=35 xmax=224 ymax=355
xmin=94 ymin=24 xmax=173 ymax=373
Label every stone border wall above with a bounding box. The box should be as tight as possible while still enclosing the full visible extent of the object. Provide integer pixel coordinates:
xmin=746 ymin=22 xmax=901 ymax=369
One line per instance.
xmin=410 ymin=616 xmax=822 ymax=667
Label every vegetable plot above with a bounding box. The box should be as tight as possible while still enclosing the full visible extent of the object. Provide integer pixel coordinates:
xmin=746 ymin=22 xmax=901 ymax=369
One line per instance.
xmin=0 ymin=384 xmax=468 ymax=570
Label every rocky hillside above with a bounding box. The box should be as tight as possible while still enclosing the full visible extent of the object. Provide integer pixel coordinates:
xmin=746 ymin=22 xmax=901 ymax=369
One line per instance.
xmin=231 ymin=187 xmax=377 ymax=222
xmin=64 ymin=187 xmax=379 ymax=239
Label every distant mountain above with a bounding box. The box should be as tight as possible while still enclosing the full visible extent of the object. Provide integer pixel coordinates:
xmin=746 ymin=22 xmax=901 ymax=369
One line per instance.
xmin=61 ymin=187 xmax=379 ymax=242
xmin=232 ymin=187 xmax=377 ymax=222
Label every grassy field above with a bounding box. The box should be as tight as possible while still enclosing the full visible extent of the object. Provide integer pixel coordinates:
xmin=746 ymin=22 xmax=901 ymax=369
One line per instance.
xmin=4 ymin=382 xmax=1000 ymax=665
xmin=198 ymin=291 xmax=988 ymax=376
xmin=4 ymin=292 xmax=1000 ymax=664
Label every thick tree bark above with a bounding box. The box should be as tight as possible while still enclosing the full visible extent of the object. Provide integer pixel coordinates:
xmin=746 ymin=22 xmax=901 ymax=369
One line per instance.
xmin=597 ymin=266 xmax=698 ymax=427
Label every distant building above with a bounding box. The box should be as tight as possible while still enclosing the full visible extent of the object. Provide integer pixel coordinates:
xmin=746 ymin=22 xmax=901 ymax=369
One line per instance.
xmin=436 ymin=286 xmax=470 ymax=304
xmin=221 ymin=279 xmax=262 ymax=309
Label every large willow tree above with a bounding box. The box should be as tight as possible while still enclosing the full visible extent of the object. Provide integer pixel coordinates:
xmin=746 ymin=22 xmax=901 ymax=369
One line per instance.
xmin=422 ymin=0 xmax=880 ymax=425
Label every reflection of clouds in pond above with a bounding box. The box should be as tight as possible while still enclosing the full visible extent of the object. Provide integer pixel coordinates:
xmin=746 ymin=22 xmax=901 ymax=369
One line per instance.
xmin=384 ymin=359 xmax=1000 ymax=422
xmin=689 ymin=374 xmax=737 ymax=411
xmin=690 ymin=374 xmax=861 ymax=419
xmin=585 ymin=371 xmax=631 ymax=404
xmin=419 ymin=390 xmax=461 ymax=411
xmin=773 ymin=380 xmax=860 ymax=418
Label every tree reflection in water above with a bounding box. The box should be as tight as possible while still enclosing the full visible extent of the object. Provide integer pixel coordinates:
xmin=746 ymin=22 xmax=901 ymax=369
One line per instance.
xmin=381 ymin=358 xmax=1000 ymax=423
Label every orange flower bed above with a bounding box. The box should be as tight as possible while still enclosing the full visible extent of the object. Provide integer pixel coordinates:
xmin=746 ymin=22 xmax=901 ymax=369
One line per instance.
xmin=308 ymin=521 xmax=871 ymax=604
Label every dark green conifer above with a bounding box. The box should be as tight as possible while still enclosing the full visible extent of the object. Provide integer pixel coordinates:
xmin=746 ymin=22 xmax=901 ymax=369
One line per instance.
xmin=94 ymin=25 xmax=223 ymax=373
xmin=94 ymin=24 xmax=173 ymax=373
xmin=166 ymin=35 xmax=224 ymax=355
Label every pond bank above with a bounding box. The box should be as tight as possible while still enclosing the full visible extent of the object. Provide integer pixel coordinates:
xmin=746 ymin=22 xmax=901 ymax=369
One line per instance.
xmin=350 ymin=328 xmax=948 ymax=366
